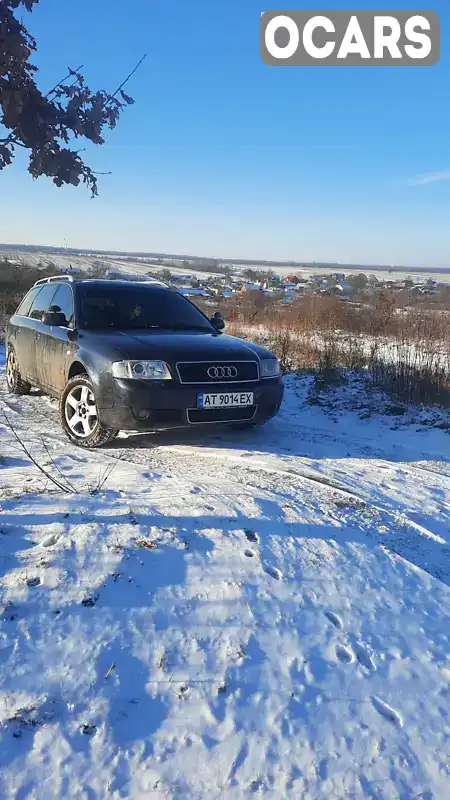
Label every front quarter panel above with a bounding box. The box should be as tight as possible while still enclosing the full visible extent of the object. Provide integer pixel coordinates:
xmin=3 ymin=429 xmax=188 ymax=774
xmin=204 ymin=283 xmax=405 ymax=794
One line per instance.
xmin=71 ymin=333 xmax=127 ymax=409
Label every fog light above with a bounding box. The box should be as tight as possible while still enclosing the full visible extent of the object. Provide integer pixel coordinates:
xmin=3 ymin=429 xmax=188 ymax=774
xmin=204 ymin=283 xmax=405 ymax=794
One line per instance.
xmin=136 ymin=410 xmax=150 ymax=420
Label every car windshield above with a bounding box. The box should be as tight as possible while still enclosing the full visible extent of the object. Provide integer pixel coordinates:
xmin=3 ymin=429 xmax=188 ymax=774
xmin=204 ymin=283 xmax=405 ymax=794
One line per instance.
xmin=78 ymin=285 xmax=214 ymax=332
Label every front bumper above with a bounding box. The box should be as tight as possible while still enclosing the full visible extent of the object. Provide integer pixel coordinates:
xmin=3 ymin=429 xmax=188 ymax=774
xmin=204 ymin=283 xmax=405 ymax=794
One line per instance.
xmin=99 ymin=377 xmax=284 ymax=431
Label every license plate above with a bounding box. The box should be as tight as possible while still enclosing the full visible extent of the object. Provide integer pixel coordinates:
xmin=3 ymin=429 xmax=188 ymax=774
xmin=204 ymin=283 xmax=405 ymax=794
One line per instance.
xmin=197 ymin=392 xmax=254 ymax=408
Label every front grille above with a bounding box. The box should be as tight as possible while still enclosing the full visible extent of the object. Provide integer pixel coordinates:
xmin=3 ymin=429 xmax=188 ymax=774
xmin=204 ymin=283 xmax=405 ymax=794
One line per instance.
xmin=187 ymin=406 xmax=257 ymax=424
xmin=177 ymin=361 xmax=259 ymax=384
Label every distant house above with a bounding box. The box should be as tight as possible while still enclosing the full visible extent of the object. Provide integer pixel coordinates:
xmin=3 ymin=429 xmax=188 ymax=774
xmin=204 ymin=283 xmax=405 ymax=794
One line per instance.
xmin=211 ymin=287 xmax=232 ymax=298
xmin=178 ymin=287 xmax=211 ymax=297
xmin=242 ymin=283 xmax=261 ymax=292
xmin=336 ymin=282 xmax=352 ymax=293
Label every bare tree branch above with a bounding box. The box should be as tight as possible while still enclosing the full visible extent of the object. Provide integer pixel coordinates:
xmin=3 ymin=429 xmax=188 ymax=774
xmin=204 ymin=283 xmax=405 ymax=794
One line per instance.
xmin=109 ymin=54 xmax=147 ymax=102
xmin=40 ymin=437 xmax=79 ymax=494
xmin=45 ymin=64 xmax=84 ymax=98
xmin=2 ymin=412 xmax=75 ymax=493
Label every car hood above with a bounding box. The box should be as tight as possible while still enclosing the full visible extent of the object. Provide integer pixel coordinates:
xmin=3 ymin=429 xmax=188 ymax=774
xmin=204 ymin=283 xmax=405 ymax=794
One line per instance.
xmin=83 ymin=330 xmax=274 ymax=362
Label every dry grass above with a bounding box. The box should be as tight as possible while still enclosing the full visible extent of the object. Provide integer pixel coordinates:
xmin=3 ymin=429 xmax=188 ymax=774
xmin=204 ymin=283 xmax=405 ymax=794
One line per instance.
xmin=199 ymin=293 xmax=450 ymax=408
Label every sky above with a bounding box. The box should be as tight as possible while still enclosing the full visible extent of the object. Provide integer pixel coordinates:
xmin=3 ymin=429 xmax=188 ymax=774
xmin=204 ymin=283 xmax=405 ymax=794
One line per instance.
xmin=1 ymin=0 xmax=450 ymax=266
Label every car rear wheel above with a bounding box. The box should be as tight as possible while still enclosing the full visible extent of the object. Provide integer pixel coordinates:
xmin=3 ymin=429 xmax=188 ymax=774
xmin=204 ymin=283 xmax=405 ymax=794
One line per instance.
xmin=60 ymin=374 xmax=118 ymax=448
xmin=6 ymin=348 xmax=31 ymax=395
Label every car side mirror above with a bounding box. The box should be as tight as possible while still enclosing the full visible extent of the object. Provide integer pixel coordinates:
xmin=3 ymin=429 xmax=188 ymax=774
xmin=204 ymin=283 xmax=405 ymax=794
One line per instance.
xmin=42 ymin=311 xmax=67 ymax=327
xmin=211 ymin=315 xmax=225 ymax=332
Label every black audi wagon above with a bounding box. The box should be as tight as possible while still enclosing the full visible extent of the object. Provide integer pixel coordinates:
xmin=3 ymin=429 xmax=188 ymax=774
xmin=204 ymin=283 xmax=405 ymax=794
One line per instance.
xmin=5 ymin=276 xmax=284 ymax=448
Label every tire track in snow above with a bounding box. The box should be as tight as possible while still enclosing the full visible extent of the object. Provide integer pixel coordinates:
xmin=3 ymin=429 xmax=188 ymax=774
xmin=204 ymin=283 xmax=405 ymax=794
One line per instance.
xmin=4 ymin=378 xmax=450 ymax=498
xmin=2 ymin=376 xmax=450 ymax=586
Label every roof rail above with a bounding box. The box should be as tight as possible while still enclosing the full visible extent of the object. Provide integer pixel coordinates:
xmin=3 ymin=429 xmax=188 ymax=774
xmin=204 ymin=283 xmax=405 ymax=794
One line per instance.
xmin=33 ymin=274 xmax=75 ymax=287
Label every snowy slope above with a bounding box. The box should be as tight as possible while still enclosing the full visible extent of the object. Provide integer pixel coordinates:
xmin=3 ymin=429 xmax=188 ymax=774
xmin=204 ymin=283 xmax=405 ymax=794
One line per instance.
xmin=0 ymin=354 xmax=449 ymax=799
xmin=1 ymin=251 xmax=225 ymax=282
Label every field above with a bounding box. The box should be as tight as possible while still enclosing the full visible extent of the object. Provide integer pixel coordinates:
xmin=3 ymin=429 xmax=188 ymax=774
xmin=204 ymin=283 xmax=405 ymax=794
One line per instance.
xmin=3 ymin=248 xmax=450 ymax=284
xmin=0 ymin=251 xmax=225 ymax=282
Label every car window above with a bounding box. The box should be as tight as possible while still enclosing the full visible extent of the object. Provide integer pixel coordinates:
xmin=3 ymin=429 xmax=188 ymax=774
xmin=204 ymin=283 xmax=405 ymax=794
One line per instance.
xmin=15 ymin=286 xmax=42 ymax=317
xmin=50 ymin=284 xmax=74 ymax=327
xmin=28 ymin=284 xmax=59 ymax=321
xmin=78 ymin=285 xmax=214 ymax=331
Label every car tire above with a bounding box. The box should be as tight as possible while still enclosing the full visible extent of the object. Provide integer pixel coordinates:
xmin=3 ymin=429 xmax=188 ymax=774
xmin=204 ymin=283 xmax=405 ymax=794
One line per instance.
xmin=60 ymin=373 xmax=119 ymax=448
xmin=6 ymin=347 xmax=31 ymax=395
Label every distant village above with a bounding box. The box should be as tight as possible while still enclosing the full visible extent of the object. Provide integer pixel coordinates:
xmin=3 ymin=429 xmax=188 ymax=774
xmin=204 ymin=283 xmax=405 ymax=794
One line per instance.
xmin=4 ymin=249 xmax=443 ymax=306
xmin=142 ymin=266 xmax=442 ymax=304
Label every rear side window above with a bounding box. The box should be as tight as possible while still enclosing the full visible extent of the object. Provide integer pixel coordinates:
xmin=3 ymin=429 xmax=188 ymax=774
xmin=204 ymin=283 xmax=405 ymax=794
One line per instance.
xmin=28 ymin=284 xmax=58 ymax=321
xmin=50 ymin=284 xmax=75 ymax=327
xmin=15 ymin=286 xmax=42 ymax=317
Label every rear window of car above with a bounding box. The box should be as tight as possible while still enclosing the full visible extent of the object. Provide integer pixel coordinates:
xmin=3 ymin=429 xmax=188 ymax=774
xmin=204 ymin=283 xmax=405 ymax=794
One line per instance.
xmin=15 ymin=286 xmax=42 ymax=317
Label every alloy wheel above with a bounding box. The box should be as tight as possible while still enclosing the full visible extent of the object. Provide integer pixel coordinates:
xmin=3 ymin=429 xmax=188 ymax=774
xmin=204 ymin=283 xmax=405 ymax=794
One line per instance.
xmin=6 ymin=350 xmax=17 ymax=390
xmin=64 ymin=384 xmax=99 ymax=438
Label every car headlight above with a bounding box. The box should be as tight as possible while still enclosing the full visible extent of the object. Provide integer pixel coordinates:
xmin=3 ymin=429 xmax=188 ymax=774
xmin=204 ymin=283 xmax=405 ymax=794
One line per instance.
xmin=111 ymin=361 xmax=172 ymax=380
xmin=260 ymin=358 xmax=280 ymax=378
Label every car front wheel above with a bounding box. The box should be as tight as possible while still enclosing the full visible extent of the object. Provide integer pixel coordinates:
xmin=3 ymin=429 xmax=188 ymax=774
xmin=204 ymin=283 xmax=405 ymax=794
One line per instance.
xmin=60 ymin=374 xmax=118 ymax=448
xmin=6 ymin=347 xmax=31 ymax=395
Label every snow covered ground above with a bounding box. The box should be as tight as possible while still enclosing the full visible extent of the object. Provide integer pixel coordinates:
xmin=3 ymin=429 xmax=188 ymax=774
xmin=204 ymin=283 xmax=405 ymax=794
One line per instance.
xmin=1 ymin=350 xmax=450 ymax=798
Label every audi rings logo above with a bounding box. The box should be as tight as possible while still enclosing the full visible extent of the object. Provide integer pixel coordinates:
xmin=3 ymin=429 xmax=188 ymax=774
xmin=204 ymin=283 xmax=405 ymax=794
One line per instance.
xmin=207 ymin=365 xmax=238 ymax=379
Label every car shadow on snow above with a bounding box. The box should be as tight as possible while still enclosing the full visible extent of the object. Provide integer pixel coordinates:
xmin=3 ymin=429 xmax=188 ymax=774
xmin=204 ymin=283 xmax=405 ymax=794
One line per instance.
xmin=104 ymin=407 xmax=450 ymax=465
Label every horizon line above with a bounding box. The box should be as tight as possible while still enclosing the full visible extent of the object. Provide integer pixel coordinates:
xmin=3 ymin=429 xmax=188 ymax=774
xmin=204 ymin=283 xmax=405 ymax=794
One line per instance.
xmin=0 ymin=241 xmax=448 ymax=273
